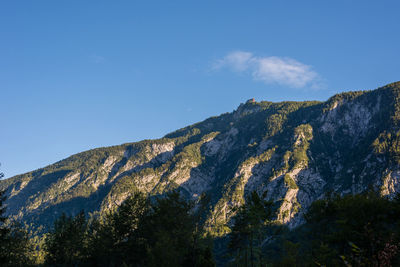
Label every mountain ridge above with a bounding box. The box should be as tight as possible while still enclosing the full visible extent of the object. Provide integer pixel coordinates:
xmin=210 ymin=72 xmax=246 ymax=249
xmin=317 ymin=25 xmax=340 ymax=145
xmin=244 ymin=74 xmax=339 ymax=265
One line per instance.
xmin=2 ymin=81 xmax=400 ymax=235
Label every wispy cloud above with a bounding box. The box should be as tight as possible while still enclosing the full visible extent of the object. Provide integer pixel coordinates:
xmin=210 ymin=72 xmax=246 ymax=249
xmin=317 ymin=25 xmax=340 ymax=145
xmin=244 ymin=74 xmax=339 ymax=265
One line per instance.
xmin=213 ymin=51 xmax=321 ymax=88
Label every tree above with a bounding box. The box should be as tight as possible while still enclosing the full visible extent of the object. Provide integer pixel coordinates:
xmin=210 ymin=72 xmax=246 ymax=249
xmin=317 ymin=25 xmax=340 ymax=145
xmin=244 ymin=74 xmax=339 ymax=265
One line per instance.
xmin=0 ymin=170 xmax=34 ymax=266
xmin=305 ymin=191 xmax=400 ymax=266
xmin=0 ymin=181 xmax=9 ymax=240
xmin=0 ymin=188 xmax=11 ymax=264
xmin=44 ymin=211 xmax=88 ymax=265
xmin=44 ymin=190 xmax=215 ymax=266
xmin=228 ymin=191 xmax=273 ymax=267
xmin=141 ymin=191 xmax=215 ymax=267
xmin=86 ymin=191 xmax=150 ymax=266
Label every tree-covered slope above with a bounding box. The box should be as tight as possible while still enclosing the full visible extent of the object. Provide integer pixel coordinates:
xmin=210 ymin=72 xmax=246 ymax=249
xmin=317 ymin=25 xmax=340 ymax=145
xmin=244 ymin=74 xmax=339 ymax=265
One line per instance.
xmin=2 ymin=81 xmax=400 ymax=234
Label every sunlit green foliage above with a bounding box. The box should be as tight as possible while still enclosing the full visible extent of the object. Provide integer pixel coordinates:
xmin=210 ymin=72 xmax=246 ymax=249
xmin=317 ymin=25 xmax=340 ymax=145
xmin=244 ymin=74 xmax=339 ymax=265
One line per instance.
xmin=373 ymin=130 xmax=400 ymax=164
xmin=284 ymin=174 xmax=298 ymax=189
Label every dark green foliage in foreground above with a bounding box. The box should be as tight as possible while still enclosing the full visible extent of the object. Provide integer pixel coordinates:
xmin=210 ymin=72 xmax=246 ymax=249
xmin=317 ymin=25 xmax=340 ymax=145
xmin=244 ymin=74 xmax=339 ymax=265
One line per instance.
xmin=141 ymin=192 xmax=213 ymax=267
xmin=306 ymin=192 xmax=400 ymax=266
xmin=0 ymin=187 xmax=34 ymax=266
xmin=7 ymin=186 xmax=400 ymax=266
xmin=264 ymin=191 xmax=400 ymax=266
xmin=44 ymin=191 xmax=215 ymax=266
xmin=44 ymin=211 xmax=88 ymax=265
xmin=228 ymin=191 xmax=273 ymax=266
xmin=87 ymin=192 xmax=150 ymax=266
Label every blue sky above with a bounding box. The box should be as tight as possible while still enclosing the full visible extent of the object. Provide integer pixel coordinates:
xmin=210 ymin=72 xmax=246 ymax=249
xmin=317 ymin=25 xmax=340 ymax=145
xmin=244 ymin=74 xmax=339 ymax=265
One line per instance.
xmin=1 ymin=1 xmax=400 ymax=178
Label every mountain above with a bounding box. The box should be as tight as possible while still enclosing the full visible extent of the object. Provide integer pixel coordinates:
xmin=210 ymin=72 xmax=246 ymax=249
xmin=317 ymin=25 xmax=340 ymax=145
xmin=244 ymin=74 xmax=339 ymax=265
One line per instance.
xmin=2 ymin=81 xmax=400 ymax=235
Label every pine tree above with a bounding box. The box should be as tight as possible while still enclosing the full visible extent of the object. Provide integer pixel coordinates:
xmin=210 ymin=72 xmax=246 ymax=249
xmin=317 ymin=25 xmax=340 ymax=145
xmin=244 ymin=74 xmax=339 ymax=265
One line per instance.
xmin=228 ymin=191 xmax=273 ymax=266
xmin=0 ymin=187 xmax=11 ymax=264
xmin=44 ymin=211 xmax=88 ymax=265
xmin=0 ymin=171 xmax=34 ymax=266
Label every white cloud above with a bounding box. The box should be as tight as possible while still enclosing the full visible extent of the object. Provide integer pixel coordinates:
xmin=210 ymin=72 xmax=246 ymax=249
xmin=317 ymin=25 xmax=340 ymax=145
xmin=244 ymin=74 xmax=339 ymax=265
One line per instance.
xmin=214 ymin=51 xmax=320 ymax=88
xmin=214 ymin=51 xmax=253 ymax=72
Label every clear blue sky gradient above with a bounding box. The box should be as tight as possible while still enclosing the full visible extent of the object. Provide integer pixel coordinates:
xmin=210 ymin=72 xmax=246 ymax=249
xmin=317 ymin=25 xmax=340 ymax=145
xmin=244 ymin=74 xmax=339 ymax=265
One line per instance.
xmin=1 ymin=1 xmax=400 ymax=178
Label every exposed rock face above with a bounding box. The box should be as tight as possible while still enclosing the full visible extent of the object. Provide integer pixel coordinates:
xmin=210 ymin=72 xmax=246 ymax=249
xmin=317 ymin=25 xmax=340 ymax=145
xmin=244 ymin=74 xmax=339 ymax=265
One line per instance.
xmin=2 ymin=81 xmax=400 ymax=234
xmin=381 ymin=170 xmax=400 ymax=197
